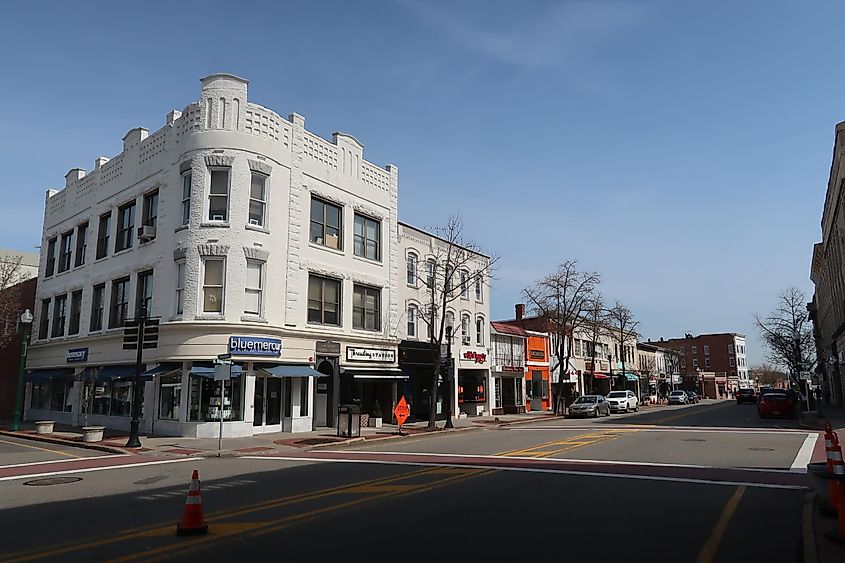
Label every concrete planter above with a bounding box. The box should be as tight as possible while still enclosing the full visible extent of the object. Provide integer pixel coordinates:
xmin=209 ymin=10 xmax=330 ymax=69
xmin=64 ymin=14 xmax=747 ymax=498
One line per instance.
xmin=368 ymin=417 xmax=383 ymax=428
xmin=81 ymin=426 xmax=105 ymax=443
xmin=34 ymin=421 xmax=54 ymax=434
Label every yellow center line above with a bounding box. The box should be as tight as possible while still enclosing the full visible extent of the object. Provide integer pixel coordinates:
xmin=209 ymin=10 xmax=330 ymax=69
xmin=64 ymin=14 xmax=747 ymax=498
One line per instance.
xmin=695 ymin=486 xmax=746 ymax=563
xmin=0 ymin=437 xmax=82 ymax=459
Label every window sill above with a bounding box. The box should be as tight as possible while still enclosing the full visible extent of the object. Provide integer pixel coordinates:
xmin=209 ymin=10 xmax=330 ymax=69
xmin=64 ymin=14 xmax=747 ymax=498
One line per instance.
xmin=113 ymin=247 xmax=133 ymax=258
xmin=195 ymin=314 xmax=226 ymax=321
xmin=175 ymin=225 xmax=188 ymax=233
xmin=308 ymin=241 xmax=345 ymax=256
xmin=240 ymin=315 xmax=268 ymax=323
xmin=306 ymin=321 xmax=343 ymax=329
xmin=351 ymin=327 xmax=383 ymax=335
xmin=200 ymin=221 xmax=230 ymax=228
xmin=352 ymin=254 xmax=382 ymax=267
xmin=245 ymin=224 xmax=270 ymax=234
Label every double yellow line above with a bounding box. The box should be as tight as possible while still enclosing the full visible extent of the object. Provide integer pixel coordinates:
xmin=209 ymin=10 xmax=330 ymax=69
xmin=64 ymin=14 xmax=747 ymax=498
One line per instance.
xmin=496 ymin=429 xmax=637 ymax=458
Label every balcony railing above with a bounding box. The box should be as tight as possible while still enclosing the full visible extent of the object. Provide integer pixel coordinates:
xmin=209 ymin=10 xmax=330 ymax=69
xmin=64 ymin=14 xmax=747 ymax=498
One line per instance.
xmin=493 ymin=354 xmax=525 ymax=368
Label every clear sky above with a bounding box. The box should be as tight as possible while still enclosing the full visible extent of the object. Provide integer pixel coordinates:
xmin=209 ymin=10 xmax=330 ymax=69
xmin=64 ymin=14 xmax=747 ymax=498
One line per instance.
xmin=0 ymin=1 xmax=839 ymax=365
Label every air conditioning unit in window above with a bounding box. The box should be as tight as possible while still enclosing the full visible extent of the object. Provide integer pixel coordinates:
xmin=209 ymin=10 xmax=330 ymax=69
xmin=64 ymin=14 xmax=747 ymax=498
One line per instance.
xmin=249 ymin=219 xmax=261 ymax=226
xmin=137 ymin=225 xmax=156 ymax=241
xmin=212 ymin=214 xmax=225 ymax=222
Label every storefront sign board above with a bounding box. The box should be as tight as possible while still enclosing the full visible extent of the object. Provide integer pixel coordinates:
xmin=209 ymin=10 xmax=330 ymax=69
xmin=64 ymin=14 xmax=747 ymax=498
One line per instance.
xmin=229 ymin=336 xmax=282 ymax=357
xmin=347 ymin=347 xmax=395 ymax=363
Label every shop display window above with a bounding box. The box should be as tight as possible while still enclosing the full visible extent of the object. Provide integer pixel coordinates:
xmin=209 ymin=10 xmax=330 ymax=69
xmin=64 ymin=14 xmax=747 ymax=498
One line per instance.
xmin=159 ymin=373 xmax=182 ymax=420
xmin=188 ymin=375 xmax=243 ymax=422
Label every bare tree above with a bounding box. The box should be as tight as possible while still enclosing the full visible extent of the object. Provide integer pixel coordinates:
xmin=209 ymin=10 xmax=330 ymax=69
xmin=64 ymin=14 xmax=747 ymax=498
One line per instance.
xmin=749 ymin=362 xmax=789 ymax=387
xmin=413 ymin=215 xmax=498 ymax=429
xmin=523 ymin=261 xmax=600 ymax=414
xmin=605 ymin=301 xmax=640 ymax=390
xmin=0 ymin=255 xmax=27 ymax=349
xmin=584 ymin=293 xmax=608 ymax=395
xmin=754 ymin=287 xmax=816 ymax=390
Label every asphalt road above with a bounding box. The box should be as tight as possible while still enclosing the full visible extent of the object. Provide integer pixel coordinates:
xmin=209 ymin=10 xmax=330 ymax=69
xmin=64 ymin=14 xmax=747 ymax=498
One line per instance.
xmin=0 ymin=434 xmax=106 ymax=465
xmin=0 ymin=401 xmax=813 ymax=563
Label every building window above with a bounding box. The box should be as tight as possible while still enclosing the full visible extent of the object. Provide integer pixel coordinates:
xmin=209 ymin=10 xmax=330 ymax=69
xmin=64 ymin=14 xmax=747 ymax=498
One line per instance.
xmin=58 ymin=231 xmax=73 ymax=273
xmin=137 ymin=270 xmax=154 ymax=317
xmin=181 ymin=173 xmax=192 ymax=226
xmin=461 ymin=314 xmax=470 ymax=345
xmin=175 ymin=261 xmax=185 ymax=315
xmin=249 ymin=172 xmax=267 ymax=227
xmin=159 ymin=372 xmax=181 ymax=421
xmin=703 ymin=345 xmax=710 ymax=356
xmin=691 ymin=346 xmax=697 ymax=355
xmin=475 ymin=275 xmax=483 ymax=301
xmin=202 ymin=258 xmax=225 ymax=314
xmin=299 ymin=379 xmax=309 ymax=417
xmin=407 ymin=254 xmax=417 ymax=285
xmin=353 ymin=285 xmax=381 ymax=331
xmin=188 ymin=370 xmax=243 ymax=422
xmin=90 ymin=283 xmax=105 ymax=331
xmin=460 ymin=271 xmax=468 ymax=298
xmin=729 ymin=358 xmax=735 ymax=367
xmin=69 ymin=290 xmax=82 ymax=335
xmin=692 ymin=358 xmax=699 ymax=367
xmin=30 ymin=378 xmax=72 ymax=412
xmin=310 ymin=198 xmax=342 ymax=250
xmin=426 ymin=259 xmax=436 ymax=288
xmin=476 ymin=317 xmax=484 ymax=345
xmin=445 ymin=311 xmax=455 ymax=335
xmin=45 ymin=237 xmax=56 ymax=277
xmin=74 ymin=223 xmax=88 ymax=267
xmin=307 ymin=275 xmax=340 ymax=326
xmin=109 ymin=277 xmax=130 ymax=328
xmin=407 ymin=305 xmax=417 ymax=338
xmin=96 ymin=212 xmax=111 ymax=259
xmin=705 ymin=358 xmax=711 ymax=368
xmin=38 ymin=298 xmax=50 ymax=339
xmin=208 ymin=168 xmax=230 ymax=221
xmin=353 ymin=214 xmax=380 ymax=261
xmin=728 ymin=344 xmax=734 ymax=354
xmin=51 ymin=293 xmax=67 ymax=337
xmin=115 ymin=200 xmax=136 ymax=252
xmin=244 ymin=259 xmax=264 ymax=316
xmin=142 ymin=190 xmax=158 ymax=232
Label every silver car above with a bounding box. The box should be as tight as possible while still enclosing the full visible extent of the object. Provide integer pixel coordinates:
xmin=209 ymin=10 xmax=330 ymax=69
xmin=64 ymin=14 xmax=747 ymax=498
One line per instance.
xmin=569 ymin=395 xmax=611 ymax=418
xmin=668 ymin=390 xmax=689 ymax=405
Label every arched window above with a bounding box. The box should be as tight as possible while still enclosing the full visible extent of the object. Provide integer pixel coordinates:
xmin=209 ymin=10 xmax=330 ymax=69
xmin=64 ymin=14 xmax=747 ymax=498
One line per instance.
xmin=461 ymin=314 xmax=471 ymax=345
xmin=445 ymin=311 xmax=455 ymax=337
xmin=407 ymin=253 xmax=417 ymax=285
xmin=476 ymin=317 xmax=484 ymax=345
xmin=407 ymin=305 xmax=417 ymax=338
xmin=426 ymin=259 xmax=436 ymax=287
xmin=460 ymin=270 xmax=469 ymax=298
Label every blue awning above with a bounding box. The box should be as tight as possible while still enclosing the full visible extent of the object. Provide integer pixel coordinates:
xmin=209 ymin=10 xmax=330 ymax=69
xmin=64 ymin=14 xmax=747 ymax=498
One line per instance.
xmin=190 ymin=365 xmax=244 ymax=378
xmin=624 ymin=373 xmax=639 ymax=382
xmin=25 ymin=368 xmax=75 ymax=382
xmin=143 ymin=363 xmax=181 ymax=377
xmin=79 ymin=365 xmax=140 ymax=381
xmin=256 ymin=363 xmax=323 ymax=378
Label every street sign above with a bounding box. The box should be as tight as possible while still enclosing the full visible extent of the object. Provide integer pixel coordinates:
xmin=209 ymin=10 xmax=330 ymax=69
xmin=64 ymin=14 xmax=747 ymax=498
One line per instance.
xmin=213 ymin=358 xmax=234 ymax=366
xmin=393 ymin=396 xmax=410 ymax=428
xmin=214 ymin=364 xmax=231 ymax=381
xmin=800 ymin=371 xmax=812 ymax=381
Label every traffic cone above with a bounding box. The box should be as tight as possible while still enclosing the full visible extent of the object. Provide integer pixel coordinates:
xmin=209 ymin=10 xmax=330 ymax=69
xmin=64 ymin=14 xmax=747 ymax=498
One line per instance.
xmin=826 ymin=437 xmax=845 ymax=542
xmin=825 ymin=429 xmax=838 ymax=513
xmin=176 ymin=469 xmax=208 ymax=536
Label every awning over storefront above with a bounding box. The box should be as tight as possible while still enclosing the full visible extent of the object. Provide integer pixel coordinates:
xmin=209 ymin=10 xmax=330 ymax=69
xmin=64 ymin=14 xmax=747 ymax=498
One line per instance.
xmin=25 ymin=368 xmax=74 ymax=382
xmin=255 ymin=363 xmax=322 ymax=378
xmin=624 ymin=373 xmax=639 ymax=382
xmin=190 ymin=365 xmax=244 ymax=378
xmin=592 ymin=372 xmax=609 ymax=379
xmin=78 ymin=365 xmax=139 ymax=381
xmin=143 ymin=363 xmax=182 ymax=377
xmin=343 ymin=368 xmax=408 ymax=380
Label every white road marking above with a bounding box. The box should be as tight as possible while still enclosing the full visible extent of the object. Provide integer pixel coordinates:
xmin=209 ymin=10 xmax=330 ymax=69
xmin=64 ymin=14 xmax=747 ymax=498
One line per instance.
xmin=507 ymin=425 xmax=809 ymax=434
xmin=242 ymin=455 xmax=808 ymax=490
xmin=789 ymin=433 xmax=818 ymax=473
xmin=0 ymin=454 xmax=129 ymax=470
xmin=135 ymin=479 xmax=257 ymax=500
xmin=0 ymin=458 xmax=195 ymax=483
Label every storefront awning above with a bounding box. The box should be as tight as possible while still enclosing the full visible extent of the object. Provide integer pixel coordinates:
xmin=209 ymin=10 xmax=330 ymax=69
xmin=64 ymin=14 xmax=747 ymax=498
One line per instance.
xmin=343 ymin=368 xmax=408 ymax=380
xmin=143 ymin=363 xmax=182 ymax=377
xmin=624 ymin=373 xmax=639 ymax=382
xmin=592 ymin=372 xmax=609 ymax=379
xmin=25 ymin=368 xmax=75 ymax=382
xmin=190 ymin=365 xmax=244 ymax=378
xmin=256 ymin=363 xmax=323 ymax=378
xmin=78 ymin=365 xmax=140 ymax=381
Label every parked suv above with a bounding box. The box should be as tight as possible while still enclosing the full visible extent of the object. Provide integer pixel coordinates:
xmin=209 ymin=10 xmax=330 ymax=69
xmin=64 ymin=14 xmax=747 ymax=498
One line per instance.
xmin=736 ymin=388 xmax=757 ymax=404
xmin=606 ymin=390 xmax=639 ymax=413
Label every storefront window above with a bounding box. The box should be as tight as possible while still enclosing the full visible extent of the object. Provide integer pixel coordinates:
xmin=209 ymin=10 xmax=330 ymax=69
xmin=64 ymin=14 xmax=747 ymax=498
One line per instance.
xmin=93 ymin=381 xmax=112 ymax=415
xmin=188 ymin=374 xmax=243 ymax=422
xmin=516 ymin=379 xmax=523 ymax=405
xmin=30 ymin=379 xmax=72 ymax=411
xmin=284 ymin=378 xmax=292 ymax=417
xmin=159 ymin=373 xmax=182 ymax=420
xmin=87 ymin=378 xmax=142 ymax=417
xmin=299 ymin=378 xmax=309 ymax=417
xmin=494 ymin=378 xmax=501 ymax=408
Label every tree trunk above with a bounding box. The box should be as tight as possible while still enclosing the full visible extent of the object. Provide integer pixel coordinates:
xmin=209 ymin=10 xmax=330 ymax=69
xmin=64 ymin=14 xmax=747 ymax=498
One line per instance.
xmin=428 ymin=347 xmax=438 ymax=429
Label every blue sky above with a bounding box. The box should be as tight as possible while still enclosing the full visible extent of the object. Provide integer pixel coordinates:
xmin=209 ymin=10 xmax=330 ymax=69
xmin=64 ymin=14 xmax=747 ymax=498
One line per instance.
xmin=0 ymin=1 xmax=839 ymax=364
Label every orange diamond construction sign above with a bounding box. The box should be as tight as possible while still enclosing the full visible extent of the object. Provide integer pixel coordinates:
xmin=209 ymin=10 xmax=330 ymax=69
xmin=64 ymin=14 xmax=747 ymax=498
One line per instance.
xmin=393 ymin=396 xmax=410 ymax=428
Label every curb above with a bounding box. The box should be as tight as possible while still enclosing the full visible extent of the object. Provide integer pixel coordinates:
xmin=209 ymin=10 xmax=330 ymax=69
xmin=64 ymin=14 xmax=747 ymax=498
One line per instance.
xmin=0 ymin=429 xmax=128 ymax=455
xmin=804 ymin=492 xmax=819 ymax=563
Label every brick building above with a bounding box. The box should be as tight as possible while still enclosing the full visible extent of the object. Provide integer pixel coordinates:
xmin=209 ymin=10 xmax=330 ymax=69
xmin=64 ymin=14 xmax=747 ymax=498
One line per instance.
xmin=0 ymin=278 xmax=37 ymax=420
xmin=646 ymin=333 xmax=750 ymax=393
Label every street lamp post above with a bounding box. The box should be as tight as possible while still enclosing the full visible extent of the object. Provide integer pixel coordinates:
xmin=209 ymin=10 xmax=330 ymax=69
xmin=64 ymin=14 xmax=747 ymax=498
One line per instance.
xmin=793 ymin=329 xmax=810 ymax=413
xmin=10 ymin=309 xmax=33 ymax=431
xmin=444 ymin=325 xmax=454 ymax=429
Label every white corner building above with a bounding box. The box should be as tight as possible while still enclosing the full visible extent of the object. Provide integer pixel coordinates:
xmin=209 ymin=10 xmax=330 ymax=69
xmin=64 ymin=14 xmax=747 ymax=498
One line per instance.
xmin=25 ymin=74 xmax=403 ymax=437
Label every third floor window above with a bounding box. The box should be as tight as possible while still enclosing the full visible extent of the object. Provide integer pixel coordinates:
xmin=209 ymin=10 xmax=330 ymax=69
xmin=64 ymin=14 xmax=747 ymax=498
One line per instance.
xmin=45 ymin=238 xmax=56 ymax=277
xmin=249 ymin=172 xmax=267 ymax=227
xmin=208 ymin=168 xmax=230 ymax=222
xmin=96 ymin=212 xmax=111 ymax=259
xmin=115 ymin=201 xmax=135 ymax=252
xmin=353 ymin=214 xmax=380 ymax=261
xmin=74 ymin=223 xmax=87 ymax=267
xmin=58 ymin=231 xmax=73 ymax=273
xmin=310 ymin=197 xmax=342 ymax=250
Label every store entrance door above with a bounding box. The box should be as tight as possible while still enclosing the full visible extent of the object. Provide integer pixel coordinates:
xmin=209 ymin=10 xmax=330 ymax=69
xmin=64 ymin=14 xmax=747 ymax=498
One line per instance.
xmin=253 ymin=377 xmax=283 ymax=431
xmin=531 ymin=370 xmax=543 ymax=412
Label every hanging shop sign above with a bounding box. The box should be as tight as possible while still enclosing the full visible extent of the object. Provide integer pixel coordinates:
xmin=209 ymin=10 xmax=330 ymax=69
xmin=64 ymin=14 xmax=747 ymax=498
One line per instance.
xmin=346 ymin=347 xmax=396 ymax=363
xmin=66 ymin=347 xmax=89 ymax=363
xmin=228 ymin=336 xmax=282 ymax=357
xmin=529 ymin=349 xmax=545 ymax=360
xmin=316 ymin=340 xmax=341 ymax=355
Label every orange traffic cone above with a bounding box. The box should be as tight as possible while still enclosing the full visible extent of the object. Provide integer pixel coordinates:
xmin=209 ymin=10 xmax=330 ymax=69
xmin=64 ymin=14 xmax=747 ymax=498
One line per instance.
xmin=176 ymin=469 xmax=208 ymax=536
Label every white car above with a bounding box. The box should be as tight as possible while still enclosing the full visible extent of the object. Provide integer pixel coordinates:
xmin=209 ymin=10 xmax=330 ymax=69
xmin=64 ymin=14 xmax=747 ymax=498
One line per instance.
xmin=606 ymin=390 xmax=639 ymax=413
xmin=668 ymin=390 xmax=689 ymax=405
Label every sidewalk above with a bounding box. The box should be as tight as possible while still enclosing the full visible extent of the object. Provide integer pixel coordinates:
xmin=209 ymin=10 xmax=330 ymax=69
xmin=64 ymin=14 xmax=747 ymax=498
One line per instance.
xmin=805 ymin=402 xmax=845 ymax=563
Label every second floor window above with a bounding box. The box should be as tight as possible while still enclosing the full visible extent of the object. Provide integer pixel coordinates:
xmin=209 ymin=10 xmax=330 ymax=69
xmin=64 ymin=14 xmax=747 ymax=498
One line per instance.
xmin=407 ymin=254 xmax=417 ymax=285
xmin=407 ymin=305 xmax=417 ymax=337
xmin=175 ymin=261 xmax=185 ymax=315
xmin=353 ymin=285 xmax=381 ymax=331
xmin=308 ymin=275 xmax=340 ymax=326
xmin=69 ymin=290 xmax=82 ymax=335
xmin=115 ymin=201 xmax=135 ymax=252
xmin=181 ymin=173 xmax=192 ymax=226
xmin=109 ymin=277 xmax=130 ymax=328
xmin=96 ymin=212 xmax=111 ymax=259
xmin=75 ymin=223 xmax=87 ymax=267
xmin=476 ymin=317 xmax=484 ymax=345
xmin=202 ymin=258 xmax=225 ymax=314
xmin=249 ymin=173 xmax=267 ymax=227
xmin=137 ymin=270 xmax=154 ymax=317
xmin=52 ymin=293 xmax=67 ymax=337
xmin=45 ymin=238 xmax=57 ymax=277
xmin=426 ymin=260 xmax=435 ymax=288
xmin=38 ymin=299 xmax=50 ymax=339
xmin=475 ymin=275 xmax=483 ymax=301
xmin=460 ymin=271 xmax=468 ymax=298
xmin=310 ymin=198 xmax=342 ymax=250
xmin=208 ymin=168 xmax=230 ymax=221
xmin=461 ymin=315 xmax=470 ymax=345
xmin=244 ymin=259 xmax=264 ymax=316
xmin=142 ymin=190 xmax=158 ymax=231
xmin=90 ymin=284 xmax=105 ymax=331
xmin=58 ymin=231 xmax=73 ymax=273
xmin=353 ymin=214 xmax=380 ymax=261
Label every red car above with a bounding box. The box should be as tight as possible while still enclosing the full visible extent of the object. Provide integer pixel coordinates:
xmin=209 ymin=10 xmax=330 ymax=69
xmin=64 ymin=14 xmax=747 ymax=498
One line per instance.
xmin=757 ymin=390 xmax=796 ymax=418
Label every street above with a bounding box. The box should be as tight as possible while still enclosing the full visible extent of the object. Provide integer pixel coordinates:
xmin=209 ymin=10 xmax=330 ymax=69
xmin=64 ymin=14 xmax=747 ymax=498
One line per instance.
xmin=0 ymin=401 xmax=815 ymax=562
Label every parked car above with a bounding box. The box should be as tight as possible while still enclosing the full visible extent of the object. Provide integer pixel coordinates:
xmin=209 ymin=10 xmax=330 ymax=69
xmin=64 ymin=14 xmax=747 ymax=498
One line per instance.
xmin=736 ymin=388 xmax=757 ymax=404
xmin=568 ymin=395 xmax=611 ymax=418
xmin=668 ymin=390 xmax=689 ymax=405
xmin=606 ymin=390 xmax=639 ymax=413
xmin=686 ymin=391 xmax=700 ymax=404
xmin=757 ymin=389 xmax=797 ymax=418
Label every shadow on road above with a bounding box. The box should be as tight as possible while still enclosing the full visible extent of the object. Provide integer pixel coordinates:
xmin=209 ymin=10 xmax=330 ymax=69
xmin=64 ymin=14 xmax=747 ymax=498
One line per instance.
xmin=591 ymin=401 xmax=805 ymax=429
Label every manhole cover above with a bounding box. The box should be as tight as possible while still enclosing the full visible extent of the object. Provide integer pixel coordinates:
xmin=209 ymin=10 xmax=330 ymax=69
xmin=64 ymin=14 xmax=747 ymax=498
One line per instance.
xmin=748 ymin=447 xmax=774 ymax=452
xmin=23 ymin=476 xmax=82 ymax=486
xmin=682 ymin=438 xmax=706 ymax=442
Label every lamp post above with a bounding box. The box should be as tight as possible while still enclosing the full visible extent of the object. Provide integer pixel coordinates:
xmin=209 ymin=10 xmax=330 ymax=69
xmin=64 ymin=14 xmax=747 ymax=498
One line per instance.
xmin=11 ymin=309 xmax=33 ymax=431
xmin=793 ymin=329 xmax=810 ymax=413
xmin=444 ymin=325 xmax=454 ymax=429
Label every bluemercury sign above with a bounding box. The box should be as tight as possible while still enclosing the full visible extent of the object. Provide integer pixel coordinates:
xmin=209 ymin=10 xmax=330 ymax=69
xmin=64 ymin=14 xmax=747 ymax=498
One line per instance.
xmin=66 ymin=347 xmax=88 ymax=363
xmin=228 ymin=336 xmax=282 ymax=357
xmin=346 ymin=347 xmax=396 ymax=363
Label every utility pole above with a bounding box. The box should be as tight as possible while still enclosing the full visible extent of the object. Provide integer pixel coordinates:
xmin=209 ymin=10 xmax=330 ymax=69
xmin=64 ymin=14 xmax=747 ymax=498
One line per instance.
xmin=444 ymin=325 xmax=454 ymax=429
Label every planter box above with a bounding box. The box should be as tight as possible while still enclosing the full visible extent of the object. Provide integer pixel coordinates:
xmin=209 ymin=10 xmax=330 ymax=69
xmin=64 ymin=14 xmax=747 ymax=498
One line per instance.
xmin=34 ymin=421 xmax=54 ymax=434
xmin=82 ymin=426 xmax=105 ymax=443
xmin=368 ymin=417 xmax=383 ymax=428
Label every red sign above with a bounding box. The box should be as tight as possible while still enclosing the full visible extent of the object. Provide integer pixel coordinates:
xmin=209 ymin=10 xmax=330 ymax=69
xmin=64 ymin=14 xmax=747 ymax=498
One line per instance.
xmin=393 ymin=396 xmax=410 ymax=428
xmin=462 ymin=350 xmax=487 ymax=364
